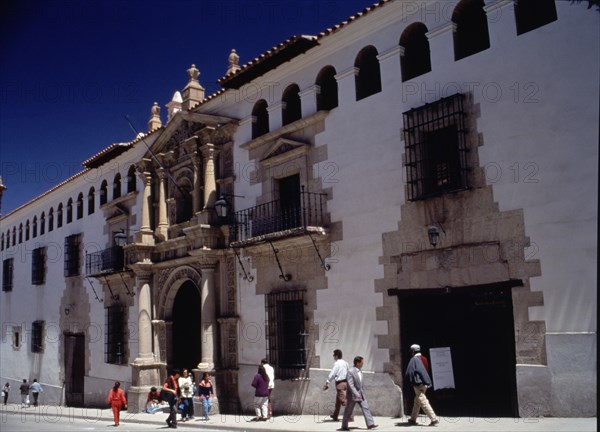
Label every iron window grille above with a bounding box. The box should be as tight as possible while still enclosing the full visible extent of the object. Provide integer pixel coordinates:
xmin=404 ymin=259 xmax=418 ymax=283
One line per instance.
xmin=32 ymin=247 xmax=46 ymax=285
xmin=64 ymin=234 xmax=81 ymax=277
xmin=105 ymin=305 xmax=126 ymax=365
xmin=2 ymin=258 xmax=14 ymax=292
xmin=403 ymin=93 xmax=469 ymax=201
xmin=31 ymin=320 xmax=44 ymax=353
xmin=265 ymin=289 xmax=307 ymax=380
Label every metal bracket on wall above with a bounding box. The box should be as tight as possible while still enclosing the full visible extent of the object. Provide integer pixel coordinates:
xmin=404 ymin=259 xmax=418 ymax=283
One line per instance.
xmin=119 ymin=272 xmax=135 ymax=297
xmin=85 ymin=277 xmax=104 ymax=303
xmin=307 ymin=232 xmax=331 ymax=271
xmin=268 ymin=241 xmax=291 ymax=281
xmin=233 ymin=247 xmax=254 ymax=282
xmin=103 ymin=276 xmax=119 ymax=301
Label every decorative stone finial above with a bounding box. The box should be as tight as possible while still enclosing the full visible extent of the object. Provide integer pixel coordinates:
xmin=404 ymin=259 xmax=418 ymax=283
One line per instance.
xmin=227 ymin=49 xmax=241 ymax=75
xmin=187 ymin=64 xmax=200 ymax=83
xmin=147 ymin=102 xmax=162 ymax=131
xmin=182 ymin=65 xmax=205 ymax=111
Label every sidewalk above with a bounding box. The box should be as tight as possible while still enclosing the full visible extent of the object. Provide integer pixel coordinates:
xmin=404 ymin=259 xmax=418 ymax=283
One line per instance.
xmin=3 ymin=405 xmax=596 ymax=432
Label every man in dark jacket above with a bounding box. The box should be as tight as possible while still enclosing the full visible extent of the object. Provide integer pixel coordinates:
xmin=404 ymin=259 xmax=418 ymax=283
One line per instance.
xmin=404 ymin=344 xmax=439 ymax=426
xmin=19 ymin=378 xmax=30 ymax=408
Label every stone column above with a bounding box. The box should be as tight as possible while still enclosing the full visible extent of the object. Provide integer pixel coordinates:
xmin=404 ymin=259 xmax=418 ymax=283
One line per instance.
xmin=198 ymin=261 xmax=217 ymax=371
xmin=128 ymin=263 xmax=162 ymax=412
xmin=191 ymin=152 xmax=203 ymax=214
xmin=135 ymin=168 xmax=154 ymax=245
xmin=197 ymin=143 xmax=218 ymax=224
xmin=202 ymin=144 xmax=217 ymax=209
xmin=155 ymin=168 xmax=168 ymax=241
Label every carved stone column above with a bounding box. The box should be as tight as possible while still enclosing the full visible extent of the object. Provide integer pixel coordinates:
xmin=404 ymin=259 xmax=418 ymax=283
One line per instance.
xmin=155 ymin=168 xmax=168 ymax=241
xmin=135 ymin=166 xmax=154 ymax=245
xmin=128 ymin=262 xmax=163 ymax=413
xmin=202 ymin=143 xmax=217 ymax=209
xmin=197 ymin=143 xmax=218 ymax=224
xmin=191 ymin=152 xmax=203 ymax=214
xmin=198 ymin=260 xmax=218 ymax=371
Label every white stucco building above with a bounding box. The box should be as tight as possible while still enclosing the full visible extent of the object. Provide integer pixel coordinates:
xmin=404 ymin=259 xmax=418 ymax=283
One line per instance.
xmin=1 ymin=0 xmax=597 ymax=418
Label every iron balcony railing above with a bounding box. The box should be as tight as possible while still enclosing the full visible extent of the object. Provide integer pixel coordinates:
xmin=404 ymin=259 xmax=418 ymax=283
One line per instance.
xmin=85 ymin=246 xmax=125 ymax=276
xmin=230 ymin=189 xmax=327 ymax=245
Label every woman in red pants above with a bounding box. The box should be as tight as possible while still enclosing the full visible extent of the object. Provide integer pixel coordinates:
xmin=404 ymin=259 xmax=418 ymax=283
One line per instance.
xmin=107 ymin=381 xmax=127 ymax=426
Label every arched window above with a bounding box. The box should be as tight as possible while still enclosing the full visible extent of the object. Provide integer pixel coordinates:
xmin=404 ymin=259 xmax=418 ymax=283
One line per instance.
xmin=40 ymin=212 xmax=45 ymax=235
xmin=252 ymin=99 xmax=269 ymax=139
xmin=19 ymin=224 xmax=23 ymax=244
xmin=66 ymin=198 xmax=73 ymax=223
xmin=282 ymin=84 xmax=301 ymax=126
xmin=48 ymin=208 xmax=54 ymax=232
xmin=316 ymin=66 xmax=338 ymax=111
xmin=12 ymin=227 xmax=16 ymax=245
xmin=100 ymin=180 xmax=108 ymax=205
xmin=453 ymin=0 xmax=490 ymax=61
xmin=515 ymin=0 xmax=557 ymax=35
xmin=88 ymin=187 xmax=95 ymax=215
xmin=32 ymin=216 xmax=38 ymax=238
xmin=76 ymin=193 xmax=84 ymax=219
xmin=126 ymin=165 xmax=136 ymax=193
xmin=400 ymin=22 xmax=432 ymax=81
xmin=113 ymin=173 xmax=122 ymax=200
xmin=1 ymin=233 xmax=4 ymax=251
xmin=25 ymin=221 xmax=31 ymax=241
xmin=57 ymin=203 xmax=64 ymax=228
xmin=355 ymin=45 xmax=382 ymax=101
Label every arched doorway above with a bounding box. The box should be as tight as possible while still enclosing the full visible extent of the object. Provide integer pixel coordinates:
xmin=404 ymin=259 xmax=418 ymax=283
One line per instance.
xmin=171 ymin=280 xmax=202 ymax=370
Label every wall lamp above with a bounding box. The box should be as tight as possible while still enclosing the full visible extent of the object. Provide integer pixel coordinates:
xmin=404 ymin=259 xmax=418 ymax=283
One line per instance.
xmin=64 ymin=303 xmax=76 ymax=316
xmin=214 ymin=194 xmax=244 ymax=219
xmin=427 ymin=222 xmax=445 ymax=248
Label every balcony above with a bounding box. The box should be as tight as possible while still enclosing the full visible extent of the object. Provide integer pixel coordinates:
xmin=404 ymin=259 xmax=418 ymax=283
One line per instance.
xmin=229 ymin=190 xmax=327 ymax=247
xmin=85 ymin=246 xmax=125 ymax=276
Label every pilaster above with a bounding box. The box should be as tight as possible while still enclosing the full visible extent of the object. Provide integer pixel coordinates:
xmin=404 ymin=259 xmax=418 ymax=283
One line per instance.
xmin=334 ymin=67 xmax=359 ymax=106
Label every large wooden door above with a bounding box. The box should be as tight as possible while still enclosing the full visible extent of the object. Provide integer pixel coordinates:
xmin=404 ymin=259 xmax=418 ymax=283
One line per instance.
xmin=64 ymin=333 xmax=85 ymax=407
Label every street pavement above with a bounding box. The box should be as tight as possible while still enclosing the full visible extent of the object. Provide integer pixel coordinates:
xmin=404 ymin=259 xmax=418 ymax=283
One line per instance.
xmin=1 ymin=404 xmax=596 ymax=432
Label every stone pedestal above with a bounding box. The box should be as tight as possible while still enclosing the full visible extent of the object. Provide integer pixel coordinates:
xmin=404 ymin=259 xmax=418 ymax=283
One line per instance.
xmin=128 ymin=361 xmax=165 ymax=412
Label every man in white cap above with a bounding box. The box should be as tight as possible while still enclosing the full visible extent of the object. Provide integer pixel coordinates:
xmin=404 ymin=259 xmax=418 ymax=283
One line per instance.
xmin=404 ymin=344 xmax=438 ymax=426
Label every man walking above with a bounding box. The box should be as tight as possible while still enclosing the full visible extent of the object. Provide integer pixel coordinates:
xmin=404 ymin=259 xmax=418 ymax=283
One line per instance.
xmin=30 ymin=379 xmax=43 ymax=406
xmin=341 ymin=356 xmax=378 ymax=431
xmin=19 ymin=378 xmax=30 ymax=408
xmin=322 ymin=349 xmax=349 ymax=421
xmin=404 ymin=344 xmax=439 ymax=426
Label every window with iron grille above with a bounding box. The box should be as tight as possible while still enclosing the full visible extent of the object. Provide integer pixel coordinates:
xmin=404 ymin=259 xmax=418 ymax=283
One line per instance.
xmin=64 ymin=234 xmax=81 ymax=277
xmin=32 ymin=247 xmax=46 ymax=285
xmin=2 ymin=258 xmax=14 ymax=292
xmin=403 ymin=93 xmax=469 ymax=201
xmin=31 ymin=320 xmax=44 ymax=353
xmin=265 ymin=290 xmax=307 ymax=380
xmin=105 ymin=305 xmax=126 ymax=365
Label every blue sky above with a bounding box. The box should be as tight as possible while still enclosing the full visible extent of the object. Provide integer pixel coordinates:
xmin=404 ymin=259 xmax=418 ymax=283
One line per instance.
xmin=0 ymin=0 xmax=373 ymax=215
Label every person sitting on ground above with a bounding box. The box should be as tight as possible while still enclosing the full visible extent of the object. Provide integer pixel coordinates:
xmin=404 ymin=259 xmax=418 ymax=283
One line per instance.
xmin=145 ymin=386 xmax=162 ymax=413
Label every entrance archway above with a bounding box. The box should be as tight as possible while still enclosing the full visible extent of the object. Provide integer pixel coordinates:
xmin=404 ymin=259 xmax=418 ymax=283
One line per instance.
xmin=172 ymin=280 xmax=202 ymax=370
